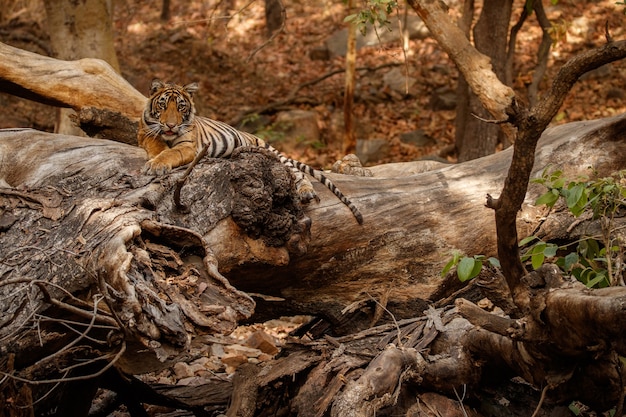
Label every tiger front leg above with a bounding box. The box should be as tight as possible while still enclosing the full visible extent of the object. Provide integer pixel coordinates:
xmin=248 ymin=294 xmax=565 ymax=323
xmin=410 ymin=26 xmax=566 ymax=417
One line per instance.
xmin=295 ymin=177 xmax=320 ymax=205
xmin=143 ymin=143 xmax=196 ymax=175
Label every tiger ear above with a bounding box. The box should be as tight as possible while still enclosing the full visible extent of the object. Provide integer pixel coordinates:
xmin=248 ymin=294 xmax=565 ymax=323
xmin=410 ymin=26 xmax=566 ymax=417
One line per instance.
xmin=150 ymin=79 xmax=165 ymax=95
xmin=184 ymin=82 xmax=199 ymax=96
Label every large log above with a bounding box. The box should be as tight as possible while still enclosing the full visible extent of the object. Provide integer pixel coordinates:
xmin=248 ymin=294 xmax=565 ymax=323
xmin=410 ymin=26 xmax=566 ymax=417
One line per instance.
xmin=2 ymin=114 xmax=625 ymax=329
xmin=2 ymin=42 xmax=626 ymax=416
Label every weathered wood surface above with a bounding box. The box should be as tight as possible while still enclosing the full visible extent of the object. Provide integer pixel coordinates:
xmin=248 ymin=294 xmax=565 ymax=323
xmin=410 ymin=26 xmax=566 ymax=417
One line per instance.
xmin=0 ymin=41 xmax=145 ymax=119
xmin=1 ymin=114 xmax=625 ymax=336
xmin=224 ymin=113 xmax=626 ymax=324
xmin=0 ymin=121 xmax=625 ymax=417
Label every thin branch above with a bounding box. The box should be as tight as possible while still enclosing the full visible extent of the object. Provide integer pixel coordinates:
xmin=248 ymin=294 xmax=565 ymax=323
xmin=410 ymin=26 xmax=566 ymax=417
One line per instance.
xmin=505 ymin=1 xmax=530 ymax=86
xmin=0 ymin=341 xmax=126 ymax=385
xmin=231 ymin=63 xmax=402 ymax=125
xmin=470 ymin=112 xmax=510 ymax=124
xmin=247 ymin=0 xmax=286 ymax=62
xmin=28 ymin=294 xmax=108 ymax=369
xmin=528 ymin=0 xmax=553 ymax=107
xmin=530 ymin=385 xmax=550 ymax=417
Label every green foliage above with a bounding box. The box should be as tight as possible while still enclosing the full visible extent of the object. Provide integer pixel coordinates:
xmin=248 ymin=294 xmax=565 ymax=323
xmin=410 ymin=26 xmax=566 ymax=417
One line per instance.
xmin=442 ymin=169 xmax=626 ymax=287
xmin=240 ymin=113 xmax=287 ymax=144
xmin=442 ymin=251 xmax=500 ymax=282
xmin=344 ymin=0 xmax=398 ymax=35
xmin=524 ymin=168 xmax=626 ymax=288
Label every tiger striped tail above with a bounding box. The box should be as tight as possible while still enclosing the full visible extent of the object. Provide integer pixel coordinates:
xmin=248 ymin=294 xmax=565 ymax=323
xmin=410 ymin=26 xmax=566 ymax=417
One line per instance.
xmin=265 ymin=143 xmax=364 ymax=225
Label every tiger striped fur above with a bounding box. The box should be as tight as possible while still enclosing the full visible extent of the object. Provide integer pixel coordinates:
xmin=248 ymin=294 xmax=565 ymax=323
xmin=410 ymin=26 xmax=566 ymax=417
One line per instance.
xmin=138 ymin=79 xmax=363 ymax=224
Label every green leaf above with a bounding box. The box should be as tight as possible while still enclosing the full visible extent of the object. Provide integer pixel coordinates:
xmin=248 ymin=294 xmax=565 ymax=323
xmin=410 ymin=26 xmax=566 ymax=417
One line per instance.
xmin=543 ymin=243 xmax=558 ymax=257
xmin=531 ymin=252 xmax=545 ymax=270
xmin=568 ymin=401 xmax=581 ymax=416
xmin=586 ymin=272 xmax=608 ymax=288
xmin=457 ymin=257 xmax=481 ymax=282
xmin=442 ymin=251 xmax=463 ymax=277
xmin=343 ymin=13 xmax=358 ymax=23
xmin=564 ymin=252 xmax=579 ymax=272
xmin=487 ymin=257 xmax=501 ymax=268
xmin=519 ymin=235 xmax=538 ymax=247
xmin=565 ymin=183 xmax=583 ymax=208
xmin=535 ymin=189 xmax=559 ymax=207
xmin=441 ymin=257 xmax=457 ymax=277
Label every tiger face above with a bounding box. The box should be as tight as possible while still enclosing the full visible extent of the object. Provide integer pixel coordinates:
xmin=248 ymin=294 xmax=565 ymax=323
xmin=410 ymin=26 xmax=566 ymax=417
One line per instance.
xmin=138 ymin=79 xmax=200 ymax=174
xmin=143 ymin=79 xmax=199 ymax=144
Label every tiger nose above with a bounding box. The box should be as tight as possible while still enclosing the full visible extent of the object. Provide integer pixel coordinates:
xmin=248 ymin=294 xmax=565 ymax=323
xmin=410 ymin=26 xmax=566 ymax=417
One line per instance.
xmin=166 ymin=122 xmax=176 ymax=129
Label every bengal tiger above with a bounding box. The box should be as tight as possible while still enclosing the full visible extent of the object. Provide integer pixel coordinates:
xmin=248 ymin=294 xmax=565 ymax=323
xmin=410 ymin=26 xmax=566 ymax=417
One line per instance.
xmin=138 ymin=79 xmax=363 ymax=224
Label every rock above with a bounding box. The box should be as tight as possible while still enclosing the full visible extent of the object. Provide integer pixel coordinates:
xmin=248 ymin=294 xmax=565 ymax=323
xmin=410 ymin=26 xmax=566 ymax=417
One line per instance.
xmin=224 ymin=343 xmax=263 ymax=358
xmin=237 ymin=113 xmax=272 ymax=133
xmin=173 ymin=361 xmax=195 ymax=379
xmin=272 ymin=110 xmax=320 ymax=144
xmin=429 ymin=87 xmax=457 ymax=111
xmin=210 ymin=343 xmax=225 ymax=358
xmin=221 ymin=353 xmax=249 ymax=367
xmin=356 ymin=139 xmax=390 ymax=165
xmin=245 ymin=330 xmax=279 ymax=355
xmin=309 ymin=46 xmax=330 ymax=61
xmin=400 ymin=130 xmax=436 ymax=147
xmin=382 ymin=67 xmax=416 ymax=95
xmin=331 ymin=154 xmax=373 ymax=177
xmin=606 ymin=87 xmax=625 ymax=101
xmin=325 ymin=14 xmax=429 ymax=57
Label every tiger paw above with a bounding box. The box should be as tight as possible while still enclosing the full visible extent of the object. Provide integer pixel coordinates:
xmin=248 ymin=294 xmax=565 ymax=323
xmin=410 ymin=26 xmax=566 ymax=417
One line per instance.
xmin=297 ymin=186 xmax=320 ymax=205
xmin=142 ymin=159 xmax=173 ymax=176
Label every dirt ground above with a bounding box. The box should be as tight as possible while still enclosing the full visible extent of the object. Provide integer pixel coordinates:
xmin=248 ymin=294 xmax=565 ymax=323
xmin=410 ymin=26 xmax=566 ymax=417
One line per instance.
xmin=0 ymin=0 xmax=625 ymax=168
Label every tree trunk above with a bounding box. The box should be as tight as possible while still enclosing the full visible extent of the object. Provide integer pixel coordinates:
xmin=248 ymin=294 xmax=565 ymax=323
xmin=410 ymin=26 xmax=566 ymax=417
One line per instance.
xmin=43 ymin=0 xmax=120 ymax=136
xmin=456 ymin=0 xmax=513 ymax=162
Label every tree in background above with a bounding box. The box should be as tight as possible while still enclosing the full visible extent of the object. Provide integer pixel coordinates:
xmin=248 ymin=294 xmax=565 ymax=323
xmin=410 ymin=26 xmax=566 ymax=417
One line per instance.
xmin=43 ymin=0 xmax=119 ymax=135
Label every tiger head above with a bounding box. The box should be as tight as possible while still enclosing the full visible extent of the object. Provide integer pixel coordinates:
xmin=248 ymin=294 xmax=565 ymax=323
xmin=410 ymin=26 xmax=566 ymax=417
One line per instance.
xmin=142 ymin=79 xmax=199 ymax=143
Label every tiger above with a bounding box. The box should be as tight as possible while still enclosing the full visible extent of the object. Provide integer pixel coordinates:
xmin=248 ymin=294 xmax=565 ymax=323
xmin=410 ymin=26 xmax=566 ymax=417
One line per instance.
xmin=138 ymin=79 xmax=363 ymax=224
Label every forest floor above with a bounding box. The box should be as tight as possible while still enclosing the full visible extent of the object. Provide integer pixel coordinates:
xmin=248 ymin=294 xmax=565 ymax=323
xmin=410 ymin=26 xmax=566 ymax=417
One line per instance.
xmin=0 ymin=0 xmax=625 ymax=168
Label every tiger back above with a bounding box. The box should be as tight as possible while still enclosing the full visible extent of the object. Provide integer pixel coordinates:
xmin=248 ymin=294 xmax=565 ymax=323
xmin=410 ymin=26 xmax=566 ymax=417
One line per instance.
xmin=138 ymin=79 xmax=363 ymax=224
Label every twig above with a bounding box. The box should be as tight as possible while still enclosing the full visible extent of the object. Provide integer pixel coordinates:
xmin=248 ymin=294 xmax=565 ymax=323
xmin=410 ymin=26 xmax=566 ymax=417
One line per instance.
xmin=528 ymin=0 xmax=553 ymax=107
xmin=173 ymin=140 xmax=214 ymax=211
xmin=470 ymin=112 xmax=510 ymax=124
xmin=247 ymin=0 xmax=286 ymax=62
xmin=0 ymin=341 xmax=126 ymax=385
xmin=505 ymin=1 xmax=529 ymax=86
xmin=530 ymin=384 xmax=550 ymax=417
xmin=453 ymin=385 xmax=469 ymax=417
xmin=33 ymin=280 xmax=116 ymax=324
xmin=605 ymin=21 xmax=614 ymax=43
xmin=29 ymin=294 xmax=108 ymax=369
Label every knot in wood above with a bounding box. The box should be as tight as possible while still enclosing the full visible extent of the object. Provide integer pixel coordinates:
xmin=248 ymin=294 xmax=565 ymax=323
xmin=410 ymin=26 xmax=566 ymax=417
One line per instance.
xmin=229 ymin=150 xmax=308 ymax=248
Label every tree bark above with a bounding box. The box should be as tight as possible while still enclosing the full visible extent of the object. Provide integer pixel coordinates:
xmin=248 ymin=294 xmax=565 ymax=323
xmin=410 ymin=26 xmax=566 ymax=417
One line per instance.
xmin=456 ymin=0 xmax=512 ymax=162
xmin=44 ymin=0 xmax=120 ymax=136
xmin=0 ymin=41 xmax=144 ymax=122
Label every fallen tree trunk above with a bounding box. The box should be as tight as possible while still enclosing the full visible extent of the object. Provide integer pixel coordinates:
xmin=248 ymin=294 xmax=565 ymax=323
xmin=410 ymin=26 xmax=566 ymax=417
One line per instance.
xmin=0 ymin=113 xmax=625 ymax=414
xmin=2 ymin=43 xmax=626 ymax=416
xmin=2 ymin=114 xmax=625 ymax=332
